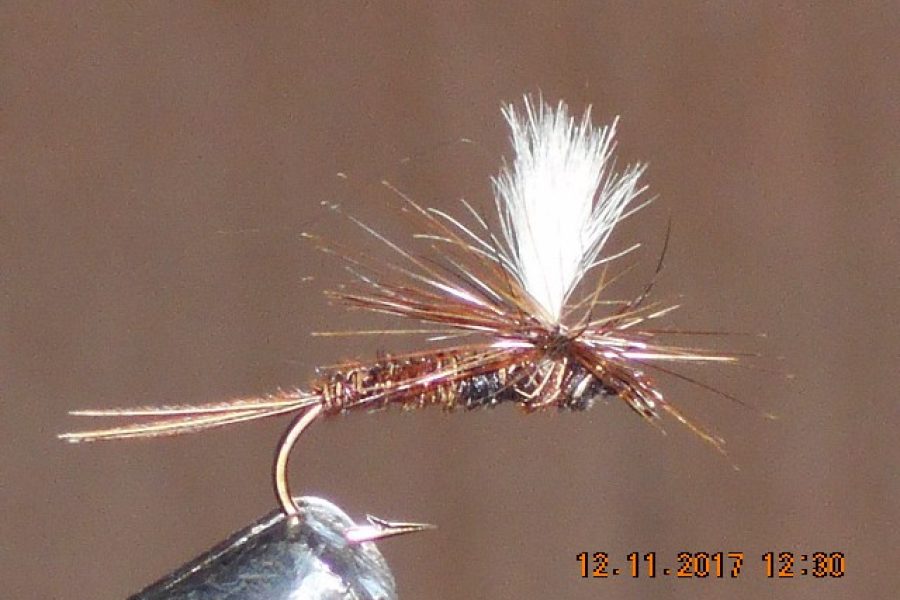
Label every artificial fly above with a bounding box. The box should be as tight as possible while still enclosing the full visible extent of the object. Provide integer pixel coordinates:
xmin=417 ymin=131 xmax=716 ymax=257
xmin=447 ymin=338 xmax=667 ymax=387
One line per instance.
xmin=61 ymin=97 xmax=740 ymax=523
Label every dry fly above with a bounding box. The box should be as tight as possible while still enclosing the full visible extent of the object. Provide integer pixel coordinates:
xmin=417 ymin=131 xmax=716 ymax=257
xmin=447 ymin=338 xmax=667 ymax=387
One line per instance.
xmin=61 ymin=97 xmax=742 ymax=520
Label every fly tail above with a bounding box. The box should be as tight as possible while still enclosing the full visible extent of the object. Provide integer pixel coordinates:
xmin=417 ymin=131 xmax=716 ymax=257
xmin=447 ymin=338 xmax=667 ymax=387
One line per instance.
xmin=59 ymin=390 xmax=322 ymax=442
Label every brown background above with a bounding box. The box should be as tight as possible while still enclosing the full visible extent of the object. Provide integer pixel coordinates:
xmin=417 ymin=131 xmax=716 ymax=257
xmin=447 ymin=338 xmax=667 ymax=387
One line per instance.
xmin=2 ymin=3 xmax=898 ymax=599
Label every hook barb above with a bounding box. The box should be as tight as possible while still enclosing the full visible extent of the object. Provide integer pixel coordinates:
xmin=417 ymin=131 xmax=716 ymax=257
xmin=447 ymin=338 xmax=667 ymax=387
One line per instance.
xmin=344 ymin=515 xmax=437 ymax=544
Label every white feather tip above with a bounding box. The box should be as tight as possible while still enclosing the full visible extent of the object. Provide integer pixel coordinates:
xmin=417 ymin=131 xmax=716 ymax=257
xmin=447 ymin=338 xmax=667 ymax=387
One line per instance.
xmin=493 ymin=96 xmax=647 ymax=323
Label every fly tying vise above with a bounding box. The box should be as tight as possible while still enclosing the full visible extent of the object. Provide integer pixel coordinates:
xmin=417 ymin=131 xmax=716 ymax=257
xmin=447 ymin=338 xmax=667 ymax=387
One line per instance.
xmin=61 ymin=96 xmax=741 ymax=524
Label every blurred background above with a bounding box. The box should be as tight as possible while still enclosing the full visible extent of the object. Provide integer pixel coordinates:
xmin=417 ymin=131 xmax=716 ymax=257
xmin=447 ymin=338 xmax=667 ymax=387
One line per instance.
xmin=2 ymin=3 xmax=897 ymax=599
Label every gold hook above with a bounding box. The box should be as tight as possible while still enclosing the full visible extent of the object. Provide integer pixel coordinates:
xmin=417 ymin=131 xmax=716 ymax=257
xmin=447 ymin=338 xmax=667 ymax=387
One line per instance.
xmin=274 ymin=404 xmax=325 ymax=518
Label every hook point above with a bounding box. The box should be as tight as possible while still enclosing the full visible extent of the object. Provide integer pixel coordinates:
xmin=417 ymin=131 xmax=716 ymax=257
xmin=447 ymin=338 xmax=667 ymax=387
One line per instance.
xmin=344 ymin=515 xmax=436 ymax=544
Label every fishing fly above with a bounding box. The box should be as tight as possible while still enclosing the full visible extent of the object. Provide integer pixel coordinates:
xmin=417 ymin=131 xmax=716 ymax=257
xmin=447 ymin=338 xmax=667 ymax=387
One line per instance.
xmin=61 ymin=97 xmax=739 ymax=520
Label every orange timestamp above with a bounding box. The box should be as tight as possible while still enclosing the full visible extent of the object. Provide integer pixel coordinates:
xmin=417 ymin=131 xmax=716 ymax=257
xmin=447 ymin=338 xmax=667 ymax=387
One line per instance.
xmin=576 ymin=551 xmax=846 ymax=579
